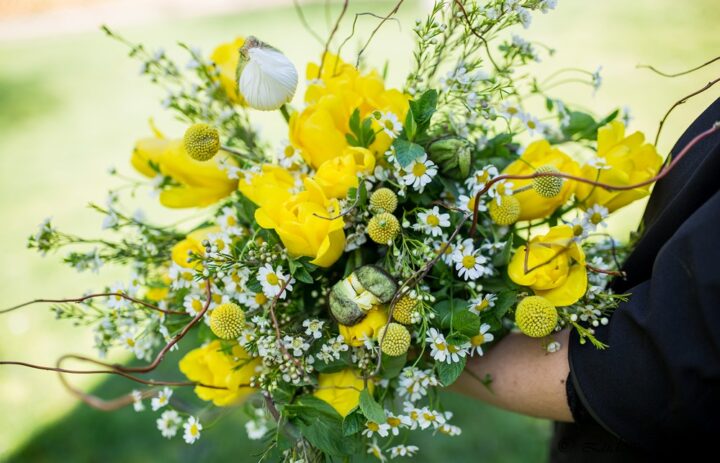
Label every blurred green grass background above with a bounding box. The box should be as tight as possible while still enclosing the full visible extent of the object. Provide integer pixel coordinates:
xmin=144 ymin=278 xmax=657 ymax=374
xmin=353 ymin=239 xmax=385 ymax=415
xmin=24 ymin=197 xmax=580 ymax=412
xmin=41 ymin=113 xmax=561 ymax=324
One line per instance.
xmin=0 ymin=0 xmax=718 ymax=461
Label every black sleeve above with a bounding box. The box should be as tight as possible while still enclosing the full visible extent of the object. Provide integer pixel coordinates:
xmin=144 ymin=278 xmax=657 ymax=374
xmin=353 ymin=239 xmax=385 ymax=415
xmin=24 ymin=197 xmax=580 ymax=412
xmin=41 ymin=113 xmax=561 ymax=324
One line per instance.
xmin=567 ymin=189 xmax=720 ymax=452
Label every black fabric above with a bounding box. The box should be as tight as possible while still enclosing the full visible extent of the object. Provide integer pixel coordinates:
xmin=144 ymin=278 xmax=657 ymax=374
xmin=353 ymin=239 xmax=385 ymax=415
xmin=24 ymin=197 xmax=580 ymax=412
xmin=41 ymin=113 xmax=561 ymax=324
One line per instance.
xmin=551 ymin=97 xmax=720 ymax=461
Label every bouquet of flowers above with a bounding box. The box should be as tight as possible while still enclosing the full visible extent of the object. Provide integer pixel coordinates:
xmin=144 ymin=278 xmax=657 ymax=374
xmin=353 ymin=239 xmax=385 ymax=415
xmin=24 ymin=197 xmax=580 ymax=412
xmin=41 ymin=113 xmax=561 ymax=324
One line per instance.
xmin=9 ymin=0 xmax=702 ymax=461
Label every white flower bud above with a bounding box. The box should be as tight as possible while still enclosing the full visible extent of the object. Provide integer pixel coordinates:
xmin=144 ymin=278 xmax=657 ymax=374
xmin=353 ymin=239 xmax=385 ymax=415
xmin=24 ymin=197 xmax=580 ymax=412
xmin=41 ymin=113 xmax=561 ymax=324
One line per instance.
xmin=239 ymin=37 xmax=298 ymax=111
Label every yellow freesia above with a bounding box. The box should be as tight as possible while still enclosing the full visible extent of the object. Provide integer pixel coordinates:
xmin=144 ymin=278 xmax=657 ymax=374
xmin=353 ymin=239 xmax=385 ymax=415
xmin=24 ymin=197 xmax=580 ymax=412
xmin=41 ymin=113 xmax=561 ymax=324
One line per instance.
xmin=314 ymin=147 xmax=376 ymax=199
xmin=239 ymin=172 xmax=345 ymax=268
xmin=289 ymin=53 xmax=409 ymax=169
xmin=503 ymin=140 xmax=580 ymax=221
xmin=575 ymin=120 xmax=663 ymax=212
xmin=314 ymin=369 xmax=373 ymax=417
xmin=170 ymin=226 xmax=221 ymax=269
xmin=179 ymin=340 xmax=260 ymax=407
xmin=508 ymin=225 xmax=587 ymax=306
xmin=237 ymin=164 xmax=296 ymax=207
xmin=132 ymin=128 xmax=238 ymax=208
xmin=338 ymin=306 xmax=388 ymax=347
xmin=209 ymin=37 xmax=248 ymax=105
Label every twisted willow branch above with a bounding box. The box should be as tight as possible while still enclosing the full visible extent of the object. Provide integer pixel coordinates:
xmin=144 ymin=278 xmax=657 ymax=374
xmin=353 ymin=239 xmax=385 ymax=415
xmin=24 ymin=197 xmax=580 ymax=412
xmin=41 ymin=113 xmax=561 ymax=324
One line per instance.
xmin=0 ymin=292 xmax=185 ymax=315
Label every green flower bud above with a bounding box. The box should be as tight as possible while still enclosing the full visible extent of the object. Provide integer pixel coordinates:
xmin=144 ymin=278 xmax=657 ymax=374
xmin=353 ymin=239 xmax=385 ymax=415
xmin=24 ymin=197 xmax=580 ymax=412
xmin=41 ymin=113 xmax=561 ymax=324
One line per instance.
xmin=428 ymin=138 xmax=473 ymax=180
xmin=329 ymin=265 xmax=398 ymax=326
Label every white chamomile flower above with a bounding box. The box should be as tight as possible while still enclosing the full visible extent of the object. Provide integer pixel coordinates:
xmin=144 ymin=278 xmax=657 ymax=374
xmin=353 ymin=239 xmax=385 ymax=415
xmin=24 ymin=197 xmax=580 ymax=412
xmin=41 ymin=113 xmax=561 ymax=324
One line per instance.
xmin=385 ymin=413 xmax=412 ymax=436
xmin=453 ymin=241 xmax=489 ymax=281
xmin=520 ymin=113 xmax=544 ymax=136
xmin=183 ymin=294 xmax=206 ymax=316
xmin=499 ymin=101 xmax=523 ymax=120
xmin=241 ymin=290 xmax=269 ymax=309
xmin=377 ymin=112 xmax=403 ymax=138
xmin=151 ymin=387 xmax=173 ymax=411
xmin=183 ymin=416 xmax=203 ymax=444
xmin=238 ymin=37 xmax=298 ymax=111
xmin=470 ymin=323 xmax=495 ymax=356
xmin=302 ymin=319 xmax=324 ymax=339
xmin=585 ymin=204 xmax=609 ymax=229
xmin=458 ymin=193 xmax=486 ymax=214
xmin=156 ymin=410 xmax=181 ymax=438
xmin=402 ymin=154 xmax=437 ymax=192
xmin=277 ymin=140 xmax=303 ymax=168
xmin=367 ymin=440 xmax=387 ymax=462
xmin=468 ymin=293 xmax=497 ymax=315
xmin=403 ymin=401 xmax=422 ymax=430
xmin=415 ymin=206 xmax=450 ymax=236
xmin=362 ymin=421 xmax=391 ymax=438
xmin=586 ymin=157 xmax=611 ymax=170
xmin=283 ymin=335 xmax=310 ymax=357
xmin=390 ymin=444 xmax=419 ymax=458
xmin=257 ymin=264 xmax=294 ymax=299
xmin=417 ymin=407 xmax=446 ymax=429
xmin=131 ymin=390 xmax=144 ymax=412
xmin=465 ymin=166 xmax=498 ymax=193
xmin=488 ymin=180 xmax=514 ymax=205
xmin=438 ymin=423 xmax=462 ymax=436
xmin=569 ymin=215 xmax=590 ymax=242
xmin=107 ymin=283 xmax=129 ymax=310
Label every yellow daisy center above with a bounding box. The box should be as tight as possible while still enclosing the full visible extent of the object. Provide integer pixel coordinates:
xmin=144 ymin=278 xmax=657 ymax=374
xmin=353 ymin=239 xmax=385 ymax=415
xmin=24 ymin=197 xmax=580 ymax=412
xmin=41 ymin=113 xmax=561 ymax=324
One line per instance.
xmin=367 ymin=422 xmax=379 ymax=432
xmin=426 ymin=215 xmax=440 ymax=226
xmin=462 ymin=255 xmax=476 ymax=269
xmin=266 ymin=273 xmax=279 ymax=285
xmin=412 ymin=162 xmax=427 ymax=177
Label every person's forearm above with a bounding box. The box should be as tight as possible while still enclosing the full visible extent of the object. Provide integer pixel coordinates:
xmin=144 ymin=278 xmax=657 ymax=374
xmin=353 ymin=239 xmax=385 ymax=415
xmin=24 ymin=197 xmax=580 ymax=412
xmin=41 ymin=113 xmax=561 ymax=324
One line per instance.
xmin=453 ymin=329 xmax=573 ymax=422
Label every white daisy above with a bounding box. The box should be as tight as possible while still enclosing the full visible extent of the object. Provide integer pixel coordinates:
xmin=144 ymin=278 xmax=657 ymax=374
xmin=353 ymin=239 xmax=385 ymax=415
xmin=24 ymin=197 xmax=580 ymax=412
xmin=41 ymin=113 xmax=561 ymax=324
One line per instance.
xmin=457 ymin=193 xmax=487 ymax=214
xmin=131 ymin=389 xmax=144 ymax=412
xmin=151 ymin=387 xmax=173 ymax=411
xmin=107 ymin=283 xmax=129 ymax=310
xmin=470 ymin=323 xmax=495 ymax=356
xmin=277 ymin=139 xmax=303 ymax=168
xmin=403 ymin=401 xmax=422 ymax=430
xmin=585 ymin=204 xmax=609 ymax=229
xmin=569 ymin=215 xmax=591 ymax=242
xmin=469 ymin=293 xmax=496 ymax=314
xmin=417 ymin=407 xmax=446 ymax=430
xmin=362 ymin=421 xmax=391 ymax=438
xmin=385 ymin=413 xmax=412 ymax=436
xmin=453 ymin=241 xmax=489 ymax=281
xmin=390 ymin=444 xmax=419 ymax=458
xmin=520 ymin=113 xmax=544 ymax=136
xmin=367 ymin=440 xmax=387 ymax=462
xmin=402 ymin=154 xmax=437 ymax=192
xmin=378 ymin=112 xmax=403 ymax=138
xmin=415 ymin=206 xmax=450 ymax=236
xmin=257 ymin=264 xmax=294 ymax=299
xmin=156 ymin=410 xmax=181 ymax=439
xmin=488 ymin=180 xmax=514 ymax=205
xmin=464 ymin=165 xmax=499 ymax=193
xmin=183 ymin=416 xmax=203 ymax=444
xmin=283 ymin=335 xmax=310 ymax=357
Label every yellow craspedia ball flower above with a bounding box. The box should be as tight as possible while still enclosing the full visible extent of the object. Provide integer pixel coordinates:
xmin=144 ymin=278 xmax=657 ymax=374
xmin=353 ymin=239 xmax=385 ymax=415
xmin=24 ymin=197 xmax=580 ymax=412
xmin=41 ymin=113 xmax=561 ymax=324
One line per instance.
xmin=532 ymin=165 xmax=563 ymax=198
xmin=489 ymin=195 xmax=521 ymax=225
xmin=367 ymin=212 xmax=400 ymax=245
xmin=370 ymin=188 xmax=398 ymax=213
xmin=210 ymin=303 xmax=246 ymax=340
xmin=515 ymin=296 xmax=558 ymax=338
xmin=183 ymin=123 xmax=220 ymax=161
xmin=392 ymin=295 xmax=418 ymax=325
xmin=378 ymin=322 xmax=411 ymax=356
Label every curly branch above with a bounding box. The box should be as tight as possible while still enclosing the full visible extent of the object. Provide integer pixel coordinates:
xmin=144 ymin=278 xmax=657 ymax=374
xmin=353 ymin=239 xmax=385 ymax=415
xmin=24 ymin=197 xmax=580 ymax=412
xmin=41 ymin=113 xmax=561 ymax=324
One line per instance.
xmin=1 ymin=292 xmax=185 ymax=316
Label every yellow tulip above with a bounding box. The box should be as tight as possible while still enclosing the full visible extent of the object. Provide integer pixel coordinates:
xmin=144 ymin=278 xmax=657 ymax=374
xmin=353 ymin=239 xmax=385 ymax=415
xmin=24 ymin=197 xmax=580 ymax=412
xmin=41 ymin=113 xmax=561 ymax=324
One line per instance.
xmin=338 ymin=306 xmax=388 ymax=347
xmin=313 ymin=369 xmax=373 ymax=417
xmin=179 ymin=340 xmax=260 ymax=407
xmin=170 ymin=226 xmax=221 ymax=269
xmin=502 ymin=140 xmax=580 ymax=221
xmin=240 ymin=172 xmax=345 ymax=268
xmin=132 ymin=129 xmax=238 ymax=209
xmin=289 ymin=53 xmax=409 ymax=169
xmin=314 ymin=147 xmax=376 ymax=199
xmin=209 ymin=37 xmax=248 ymax=105
xmin=508 ymin=225 xmax=587 ymax=306
xmin=575 ymin=120 xmax=663 ymax=212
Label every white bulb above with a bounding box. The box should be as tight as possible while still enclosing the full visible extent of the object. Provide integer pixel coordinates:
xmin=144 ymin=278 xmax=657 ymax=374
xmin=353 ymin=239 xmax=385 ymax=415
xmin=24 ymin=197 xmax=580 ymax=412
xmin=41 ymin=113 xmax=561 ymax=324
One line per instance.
xmin=239 ymin=46 xmax=298 ymax=111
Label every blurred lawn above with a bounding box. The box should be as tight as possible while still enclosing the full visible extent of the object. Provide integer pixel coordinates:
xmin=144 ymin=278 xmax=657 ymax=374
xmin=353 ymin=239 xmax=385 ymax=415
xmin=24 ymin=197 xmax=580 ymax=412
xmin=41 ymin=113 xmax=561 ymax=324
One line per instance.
xmin=0 ymin=0 xmax=718 ymax=461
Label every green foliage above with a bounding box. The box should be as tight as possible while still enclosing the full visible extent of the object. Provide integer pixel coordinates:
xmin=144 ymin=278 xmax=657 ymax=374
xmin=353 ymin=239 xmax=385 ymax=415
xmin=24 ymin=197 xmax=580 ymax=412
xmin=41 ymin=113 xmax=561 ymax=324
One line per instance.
xmin=346 ymin=108 xmax=377 ymax=148
xmin=437 ymin=356 xmax=467 ymax=387
xmin=359 ymin=389 xmax=386 ymax=424
xmin=286 ymin=396 xmax=362 ymax=457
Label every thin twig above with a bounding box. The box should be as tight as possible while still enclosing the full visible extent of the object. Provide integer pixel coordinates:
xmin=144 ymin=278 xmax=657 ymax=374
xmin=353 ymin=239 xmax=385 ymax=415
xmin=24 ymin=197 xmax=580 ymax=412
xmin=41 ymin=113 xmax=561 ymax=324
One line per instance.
xmin=293 ymin=0 xmax=325 ymax=46
xmin=637 ymin=55 xmax=720 ymax=78
xmin=317 ymin=0 xmax=349 ymax=78
xmin=1 ymin=292 xmax=184 ymax=315
xmin=654 ymin=77 xmax=720 ymax=146
xmin=355 ymin=0 xmax=405 ymax=68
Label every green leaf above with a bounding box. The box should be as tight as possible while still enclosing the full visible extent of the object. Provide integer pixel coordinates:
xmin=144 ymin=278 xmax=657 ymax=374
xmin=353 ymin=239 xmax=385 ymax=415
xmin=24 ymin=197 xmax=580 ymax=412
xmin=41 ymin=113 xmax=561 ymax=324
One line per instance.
xmin=451 ymin=310 xmax=480 ymax=337
xmin=409 ymin=89 xmax=438 ymax=126
xmin=286 ymin=396 xmax=361 ymax=457
xmin=342 ymin=410 xmax=364 ymax=436
xmin=436 ymin=299 xmax=469 ymax=330
xmin=437 ymin=357 xmax=466 ymax=386
xmin=380 ymin=353 xmax=407 ymax=379
xmin=492 ymin=236 xmax=514 ymax=267
xmin=393 ymin=138 xmax=425 ymax=168
xmin=493 ymin=291 xmax=517 ymax=318
xmin=404 ymin=109 xmax=418 ymax=141
xmin=446 ymin=332 xmax=470 ymax=346
xmin=359 ymin=389 xmax=386 ymax=424
xmin=293 ymin=266 xmax=313 ymax=284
